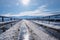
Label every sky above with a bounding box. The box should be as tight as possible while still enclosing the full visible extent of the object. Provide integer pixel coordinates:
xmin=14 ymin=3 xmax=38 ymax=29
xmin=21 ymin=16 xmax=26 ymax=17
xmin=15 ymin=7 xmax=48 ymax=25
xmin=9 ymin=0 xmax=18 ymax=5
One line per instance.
xmin=0 ymin=0 xmax=60 ymax=16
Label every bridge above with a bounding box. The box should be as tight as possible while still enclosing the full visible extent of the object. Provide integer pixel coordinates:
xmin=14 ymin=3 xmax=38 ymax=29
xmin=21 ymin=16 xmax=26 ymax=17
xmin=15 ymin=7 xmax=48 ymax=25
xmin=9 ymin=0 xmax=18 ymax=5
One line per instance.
xmin=0 ymin=16 xmax=60 ymax=40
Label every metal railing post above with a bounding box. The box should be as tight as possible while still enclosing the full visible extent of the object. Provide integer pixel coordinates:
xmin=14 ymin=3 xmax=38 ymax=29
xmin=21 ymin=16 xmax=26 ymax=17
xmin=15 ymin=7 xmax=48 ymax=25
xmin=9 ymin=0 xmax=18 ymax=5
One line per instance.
xmin=2 ymin=17 xmax=4 ymax=22
xmin=10 ymin=18 xmax=13 ymax=26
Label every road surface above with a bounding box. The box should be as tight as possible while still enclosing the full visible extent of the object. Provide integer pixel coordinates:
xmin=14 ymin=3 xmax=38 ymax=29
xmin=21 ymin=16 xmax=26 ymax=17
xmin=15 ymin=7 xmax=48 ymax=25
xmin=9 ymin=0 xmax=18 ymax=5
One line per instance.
xmin=20 ymin=20 xmax=59 ymax=40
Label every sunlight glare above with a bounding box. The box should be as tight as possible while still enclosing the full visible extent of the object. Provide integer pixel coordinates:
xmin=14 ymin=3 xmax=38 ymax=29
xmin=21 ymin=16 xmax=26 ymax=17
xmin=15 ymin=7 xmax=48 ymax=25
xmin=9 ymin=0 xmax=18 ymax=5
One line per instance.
xmin=21 ymin=0 xmax=30 ymax=5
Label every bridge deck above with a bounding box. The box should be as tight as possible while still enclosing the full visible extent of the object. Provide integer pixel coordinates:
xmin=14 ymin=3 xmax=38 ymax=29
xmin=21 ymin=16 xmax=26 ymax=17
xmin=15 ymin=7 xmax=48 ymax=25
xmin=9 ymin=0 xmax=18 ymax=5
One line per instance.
xmin=0 ymin=20 xmax=60 ymax=40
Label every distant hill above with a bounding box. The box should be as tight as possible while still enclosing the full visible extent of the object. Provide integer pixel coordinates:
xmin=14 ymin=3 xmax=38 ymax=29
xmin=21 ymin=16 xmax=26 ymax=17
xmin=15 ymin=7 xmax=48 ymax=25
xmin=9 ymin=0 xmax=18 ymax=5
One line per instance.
xmin=12 ymin=16 xmax=43 ymax=19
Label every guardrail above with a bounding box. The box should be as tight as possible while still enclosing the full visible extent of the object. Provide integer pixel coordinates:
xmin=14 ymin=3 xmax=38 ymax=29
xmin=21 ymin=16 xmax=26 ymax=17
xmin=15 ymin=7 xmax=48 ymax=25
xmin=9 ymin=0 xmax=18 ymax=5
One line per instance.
xmin=0 ymin=16 xmax=19 ymax=22
xmin=0 ymin=16 xmax=20 ymax=32
xmin=0 ymin=21 xmax=21 ymax=40
xmin=0 ymin=16 xmax=20 ymax=27
xmin=33 ymin=21 xmax=60 ymax=30
xmin=0 ymin=20 xmax=18 ymax=27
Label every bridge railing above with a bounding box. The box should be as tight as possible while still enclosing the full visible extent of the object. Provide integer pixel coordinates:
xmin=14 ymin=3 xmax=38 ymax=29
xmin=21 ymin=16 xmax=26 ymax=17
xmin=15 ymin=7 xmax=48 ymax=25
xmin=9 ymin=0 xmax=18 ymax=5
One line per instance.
xmin=0 ymin=16 xmax=20 ymax=33
xmin=33 ymin=21 xmax=60 ymax=30
xmin=0 ymin=20 xmax=18 ymax=28
xmin=0 ymin=16 xmax=19 ymax=22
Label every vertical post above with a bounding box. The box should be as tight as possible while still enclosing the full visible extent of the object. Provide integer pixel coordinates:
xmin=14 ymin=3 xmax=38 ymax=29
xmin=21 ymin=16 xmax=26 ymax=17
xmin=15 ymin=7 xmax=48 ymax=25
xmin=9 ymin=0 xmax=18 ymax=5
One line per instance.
xmin=54 ymin=16 xmax=56 ymax=22
xmin=14 ymin=18 xmax=15 ymax=20
xmin=2 ymin=17 xmax=4 ymax=22
xmin=10 ymin=18 xmax=12 ymax=21
xmin=1 ymin=17 xmax=6 ymax=32
xmin=10 ymin=18 xmax=13 ymax=26
xmin=49 ymin=16 xmax=50 ymax=24
xmin=14 ymin=18 xmax=16 ymax=24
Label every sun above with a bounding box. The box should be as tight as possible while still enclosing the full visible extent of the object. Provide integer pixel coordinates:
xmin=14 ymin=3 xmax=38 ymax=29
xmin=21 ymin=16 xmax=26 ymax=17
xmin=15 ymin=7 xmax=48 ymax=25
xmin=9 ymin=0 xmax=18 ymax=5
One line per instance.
xmin=21 ymin=0 xmax=30 ymax=6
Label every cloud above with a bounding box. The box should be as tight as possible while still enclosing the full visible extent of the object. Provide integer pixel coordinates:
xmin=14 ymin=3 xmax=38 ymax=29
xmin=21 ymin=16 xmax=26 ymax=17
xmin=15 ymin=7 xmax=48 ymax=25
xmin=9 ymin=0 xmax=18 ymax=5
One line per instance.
xmin=1 ymin=5 xmax=55 ymax=17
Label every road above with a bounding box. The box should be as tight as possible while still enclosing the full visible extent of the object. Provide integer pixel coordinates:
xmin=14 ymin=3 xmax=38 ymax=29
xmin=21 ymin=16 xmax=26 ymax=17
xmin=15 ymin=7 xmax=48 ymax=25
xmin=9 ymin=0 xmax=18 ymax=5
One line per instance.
xmin=19 ymin=20 xmax=59 ymax=40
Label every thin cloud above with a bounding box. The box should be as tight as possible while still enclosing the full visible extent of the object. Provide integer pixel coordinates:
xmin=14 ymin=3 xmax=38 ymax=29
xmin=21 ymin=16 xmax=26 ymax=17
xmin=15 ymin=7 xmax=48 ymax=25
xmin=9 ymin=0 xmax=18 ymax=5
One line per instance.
xmin=1 ymin=5 xmax=55 ymax=17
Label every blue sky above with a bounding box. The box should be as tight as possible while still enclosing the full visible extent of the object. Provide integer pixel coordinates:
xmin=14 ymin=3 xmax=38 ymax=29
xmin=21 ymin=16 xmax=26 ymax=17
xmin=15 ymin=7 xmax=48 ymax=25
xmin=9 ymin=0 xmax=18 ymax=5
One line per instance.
xmin=0 ymin=0 xmax=60 ymax=16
